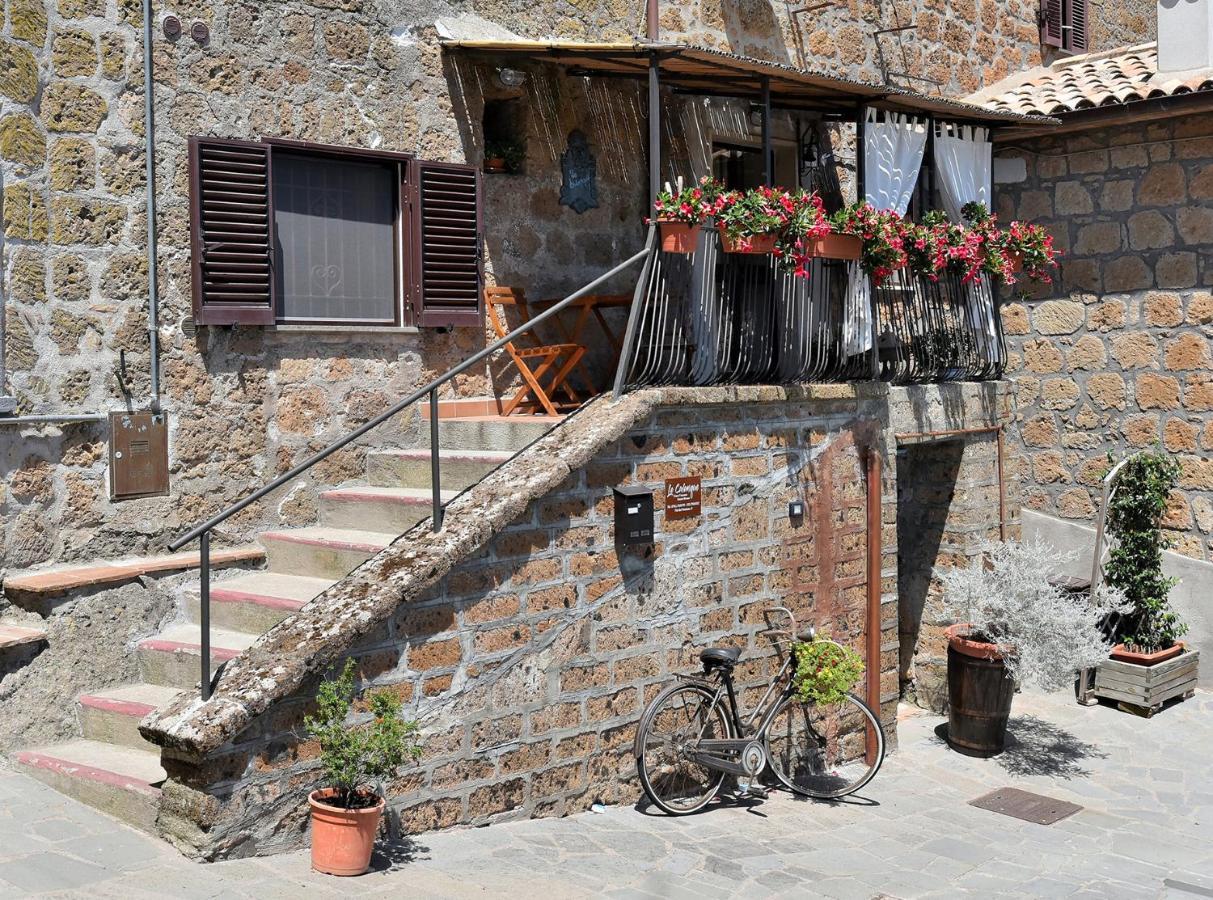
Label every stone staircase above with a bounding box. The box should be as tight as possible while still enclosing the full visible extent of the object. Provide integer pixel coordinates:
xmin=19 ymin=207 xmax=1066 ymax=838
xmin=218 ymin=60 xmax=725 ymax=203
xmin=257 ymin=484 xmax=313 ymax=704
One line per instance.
xmin=12 ymin=413 xmax=558 ymax=832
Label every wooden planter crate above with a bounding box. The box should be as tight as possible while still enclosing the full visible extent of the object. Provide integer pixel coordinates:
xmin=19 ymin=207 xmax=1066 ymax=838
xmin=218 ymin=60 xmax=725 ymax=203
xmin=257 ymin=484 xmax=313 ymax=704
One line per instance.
xmin=1093 ymin=649 xmax=1199 ymax=717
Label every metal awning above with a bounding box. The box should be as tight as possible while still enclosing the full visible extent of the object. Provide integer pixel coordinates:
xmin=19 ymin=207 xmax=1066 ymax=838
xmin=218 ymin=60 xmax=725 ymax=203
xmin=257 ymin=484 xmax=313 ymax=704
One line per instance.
xmin=441 ymin=39 xmax=1061 ymax=128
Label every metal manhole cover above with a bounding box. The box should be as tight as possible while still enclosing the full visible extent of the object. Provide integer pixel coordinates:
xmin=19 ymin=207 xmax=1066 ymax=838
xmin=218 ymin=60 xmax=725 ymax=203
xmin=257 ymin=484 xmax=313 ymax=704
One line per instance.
xmin=969 ymin=788 xmax=1082 ymax=825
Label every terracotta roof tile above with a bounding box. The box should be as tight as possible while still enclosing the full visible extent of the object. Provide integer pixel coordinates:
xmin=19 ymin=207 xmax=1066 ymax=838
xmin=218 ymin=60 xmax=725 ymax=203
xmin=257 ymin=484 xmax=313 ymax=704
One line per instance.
xmin=968 ymin=43 xmax=1213 ymax=117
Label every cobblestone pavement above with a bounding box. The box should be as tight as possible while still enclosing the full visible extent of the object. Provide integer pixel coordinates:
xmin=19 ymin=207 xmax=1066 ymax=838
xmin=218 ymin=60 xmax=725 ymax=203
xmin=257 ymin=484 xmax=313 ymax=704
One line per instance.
xmin=2 ymin=690 xmax=1212 ymax=898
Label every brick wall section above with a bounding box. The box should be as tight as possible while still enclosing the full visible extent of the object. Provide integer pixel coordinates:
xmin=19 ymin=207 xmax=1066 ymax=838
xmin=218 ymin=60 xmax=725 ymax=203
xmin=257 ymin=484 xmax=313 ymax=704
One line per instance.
xmin=155 ymin=393 xmax=903 ymax=858
xmin=996 ymin=115 xmax=1213 ymax=562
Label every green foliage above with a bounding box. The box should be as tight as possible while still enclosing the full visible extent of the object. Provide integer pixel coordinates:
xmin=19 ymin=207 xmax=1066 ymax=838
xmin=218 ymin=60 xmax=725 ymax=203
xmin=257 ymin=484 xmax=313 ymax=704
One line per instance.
xmin=304 ymin=659 xmax=422 ymax=810
xmin=1104 ymin=451 xmax=1187 ymax=652
xmin=791 ymin=637 xmax=865 ymax=706
xmin=485 ymin=138 xmax=525 ymax=173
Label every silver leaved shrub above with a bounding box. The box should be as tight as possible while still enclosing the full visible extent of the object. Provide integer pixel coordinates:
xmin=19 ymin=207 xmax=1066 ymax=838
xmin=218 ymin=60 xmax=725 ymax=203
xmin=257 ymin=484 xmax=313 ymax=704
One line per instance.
xmin=938 ymin=537 xmax=1128 ymax=691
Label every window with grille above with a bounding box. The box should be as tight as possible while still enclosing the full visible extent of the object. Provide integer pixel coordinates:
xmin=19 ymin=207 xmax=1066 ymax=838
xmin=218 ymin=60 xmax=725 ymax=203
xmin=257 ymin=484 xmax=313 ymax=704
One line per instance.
xmin=188 ymin=137 xmax=483 ymax=328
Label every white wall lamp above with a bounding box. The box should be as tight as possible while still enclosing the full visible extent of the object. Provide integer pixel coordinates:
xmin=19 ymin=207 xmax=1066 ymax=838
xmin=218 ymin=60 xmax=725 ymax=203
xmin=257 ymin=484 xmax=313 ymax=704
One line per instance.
xmin=495 ymin=67 xmax=528 ymax=89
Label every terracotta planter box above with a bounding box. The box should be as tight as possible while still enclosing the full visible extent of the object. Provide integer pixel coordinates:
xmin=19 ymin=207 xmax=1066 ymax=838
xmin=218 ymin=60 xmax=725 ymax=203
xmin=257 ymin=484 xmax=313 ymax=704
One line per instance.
xmin=484 ymin=158 xmax=506 ymax=173
xmin=1093 ymin=646 xmax=1199 ymax=717
xmin=1110 ymin=642 xmax=1185 ymax=666
xmin=717 ymin=224 xmax=776 ymax=254
xmin=658 ymin=220 xmax=698 ymax=254
xmin=801 ymin=232 xmax=862 ymax=261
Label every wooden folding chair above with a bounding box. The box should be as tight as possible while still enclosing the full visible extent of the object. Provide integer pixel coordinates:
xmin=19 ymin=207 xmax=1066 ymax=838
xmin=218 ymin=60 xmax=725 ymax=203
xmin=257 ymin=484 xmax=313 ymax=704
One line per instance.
xmin=486 ymin=286 xmax=587 ymax=416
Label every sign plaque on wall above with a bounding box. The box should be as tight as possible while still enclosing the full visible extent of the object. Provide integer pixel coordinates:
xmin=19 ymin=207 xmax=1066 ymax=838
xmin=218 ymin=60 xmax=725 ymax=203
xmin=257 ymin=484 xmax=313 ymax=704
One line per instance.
xmin=664 ymin=476 xmax=702 ymax=520
xmin=559 ymin=129 xmax=598 ymax=214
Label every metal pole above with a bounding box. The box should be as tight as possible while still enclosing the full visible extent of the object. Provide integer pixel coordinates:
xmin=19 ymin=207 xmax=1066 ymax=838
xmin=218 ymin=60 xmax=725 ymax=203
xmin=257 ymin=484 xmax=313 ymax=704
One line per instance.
xmin=199 ymin=531 xmax=211 ymax=701
xmin=646 ymin=0 xmax=659 ymax=39
xmin=142 ymin=0 xmax=161 ymax=412
xmin=648 ymin=53 xmax=661 ymax=202
xmin=0 ymin=413 xmax=107 ymax=427
xmin=855 ymin=105 xmax=867 ymax=204
xmin=761 ymin=76 xmax=773 ymax=185
xmin=865 ymin=446 xmax=882 ymax=765
xmin=996 ymin=425 xmax=1007 ymax=542
xmin=429 ymin=389 xmax=444 ymax=532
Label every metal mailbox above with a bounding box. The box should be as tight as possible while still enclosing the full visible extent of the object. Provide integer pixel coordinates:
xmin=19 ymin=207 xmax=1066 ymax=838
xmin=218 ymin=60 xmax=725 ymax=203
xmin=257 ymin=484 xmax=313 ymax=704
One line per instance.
xmin=613 ymin=485 xmax=654 ymax=545
xmin=109 ymin=411 xmax=170 ymax=501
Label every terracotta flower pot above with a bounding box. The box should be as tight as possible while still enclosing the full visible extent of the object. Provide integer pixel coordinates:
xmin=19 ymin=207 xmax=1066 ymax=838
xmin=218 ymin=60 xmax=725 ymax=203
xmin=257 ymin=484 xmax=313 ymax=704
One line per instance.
xmin=484 ymin=157 xmax=506 ymax=173
xmin=945 ymin=624 xmax=1015 ymax=758
xmin=1007 ymin=251 xmax=1024 ymax=273
xmin=658 ymin=220 xmax=698 ymax=254
xmin=309 ymin=789 xmax=384 ymax=877
xmin=717 ymin=224 xmax=777 ymax=254
xmin=1110 ymin=641 xmax=1185 ymax=666
xmin=801 ymin=231 xmax=862 ymax=261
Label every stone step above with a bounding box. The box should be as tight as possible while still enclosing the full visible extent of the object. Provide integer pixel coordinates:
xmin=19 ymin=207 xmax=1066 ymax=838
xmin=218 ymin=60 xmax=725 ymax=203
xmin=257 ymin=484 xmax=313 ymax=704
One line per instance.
xmin=430 ymin=415 xmax=561 ymax=453
xmin=3 ymin=545 xmax=265 ymax=616
xmin=366 ymin=448 xmax=514 ymax=491
xmin=260 ymin=527 xmax=396 ymax=579
xmin=78 ymin=684 xmax=182 ymax=752
xmin=185 ymin=572 xmax=334 ymax=633
xmin=12 ymin=740 xmax=165 ymax=833
xmin=318 ymin=485 xmax=458 ymax=532
xmin=0 ymin=622 xmax=47 ymax=649
xmin=137 ymin=623 xmax=259 ymax=690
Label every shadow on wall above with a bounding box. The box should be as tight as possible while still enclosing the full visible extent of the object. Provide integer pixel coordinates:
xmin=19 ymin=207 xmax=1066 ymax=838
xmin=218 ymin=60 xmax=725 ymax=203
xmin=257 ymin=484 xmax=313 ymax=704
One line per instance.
xmin=896 ymin=438 xmax=964 ymax=706
xmin=720 ymin=0 xmax=793 ymax=64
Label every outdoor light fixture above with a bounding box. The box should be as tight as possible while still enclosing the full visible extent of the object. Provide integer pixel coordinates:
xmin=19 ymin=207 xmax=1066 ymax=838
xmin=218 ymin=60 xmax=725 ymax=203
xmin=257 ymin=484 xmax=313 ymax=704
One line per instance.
xmin=788 ymin=500 xmax=805 ymax=519
xmin=495 ymin=66 xmax=528 ymax=88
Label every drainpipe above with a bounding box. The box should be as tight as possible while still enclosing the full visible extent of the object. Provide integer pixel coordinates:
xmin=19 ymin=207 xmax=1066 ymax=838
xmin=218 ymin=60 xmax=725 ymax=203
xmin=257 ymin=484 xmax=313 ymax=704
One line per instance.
xmin=646 ymin=0 xmax=658 ymax=39
xmin=142 ymin=0 xmax=162 ymax=413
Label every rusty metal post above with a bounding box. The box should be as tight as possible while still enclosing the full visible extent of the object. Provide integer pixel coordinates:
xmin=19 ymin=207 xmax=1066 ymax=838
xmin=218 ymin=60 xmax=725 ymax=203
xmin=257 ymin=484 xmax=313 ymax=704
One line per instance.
xmin=865 ymin=446 xmax=882 ymax=764
xmin=996 ymin=425 xmax=1007 ymax=542
xmin=199 ymin=530 xmax=211 ymax=701
xmin=430 ymin=389 xmax=444 ymax=531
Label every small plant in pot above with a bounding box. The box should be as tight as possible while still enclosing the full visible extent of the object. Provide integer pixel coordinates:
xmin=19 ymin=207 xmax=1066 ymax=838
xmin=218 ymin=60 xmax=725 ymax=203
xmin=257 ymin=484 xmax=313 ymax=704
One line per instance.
xmin=304 ymin=659 xmax=422 ymax=876
xmin=650 ymin=176 xmax=724 ymax=253
xmin=1095 ymin=451 xmax=1199 ymax=714
xmin=484 ymin=138 xmax=524 ymax=174
xmin=938 ymin=538 xmax=1125 ymax=757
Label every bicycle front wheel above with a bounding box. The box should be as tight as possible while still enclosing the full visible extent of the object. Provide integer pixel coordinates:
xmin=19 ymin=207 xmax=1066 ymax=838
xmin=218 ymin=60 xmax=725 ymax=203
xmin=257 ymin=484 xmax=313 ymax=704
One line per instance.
xmin=635 ymin=682 xmax=733 ymax=815
xmin=762 ymin=692 xmax=885 ymax=799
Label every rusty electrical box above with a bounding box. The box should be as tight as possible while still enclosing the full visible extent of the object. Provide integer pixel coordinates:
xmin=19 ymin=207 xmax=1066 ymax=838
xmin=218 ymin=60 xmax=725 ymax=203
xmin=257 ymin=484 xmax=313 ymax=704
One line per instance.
xmin=109 ymin=412 xmax=170 ymax=501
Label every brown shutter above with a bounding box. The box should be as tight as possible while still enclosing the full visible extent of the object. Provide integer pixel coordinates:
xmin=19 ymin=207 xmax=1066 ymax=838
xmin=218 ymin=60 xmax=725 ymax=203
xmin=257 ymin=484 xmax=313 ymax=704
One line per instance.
xmin=189 ymin=136 xmax=275 ymax=326
xmin=1066 ymin=0 xmax=1089 ymax=52
xmin=409 ymin=160 xmax=483 ymax=328
xmin=1040 ymin=0 xmax=1063 ymax=47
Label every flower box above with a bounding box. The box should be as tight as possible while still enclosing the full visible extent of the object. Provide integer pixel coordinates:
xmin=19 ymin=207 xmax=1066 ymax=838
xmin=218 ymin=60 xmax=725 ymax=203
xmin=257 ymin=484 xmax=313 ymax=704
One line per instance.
xmin=800 ymin=231 xmax=862 ymax=261
xmin=1094 ymin=646 xmax=1199 ymax=717
xmin=658 ymin=220 xmax=697 ymax=254
xmin=717 ymin=224 xmax=777 ymax=254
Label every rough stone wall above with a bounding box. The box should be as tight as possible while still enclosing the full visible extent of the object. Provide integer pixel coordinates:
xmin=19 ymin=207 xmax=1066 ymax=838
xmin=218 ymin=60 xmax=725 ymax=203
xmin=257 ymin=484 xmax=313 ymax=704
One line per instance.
xmin=995 ymin=115 xmax=1213 ymax=563
xmin=154 ymin=391 xmax=901 ymax=859
xmin=0 ymin=0 xmax=652 ymax=573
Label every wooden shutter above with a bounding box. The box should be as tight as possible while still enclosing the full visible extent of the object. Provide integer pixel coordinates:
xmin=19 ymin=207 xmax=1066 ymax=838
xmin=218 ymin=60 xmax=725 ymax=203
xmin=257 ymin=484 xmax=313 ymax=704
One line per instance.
xmin=1040 ymin=0 xmax=1063 ymax=47
xmin=1065 ymin=0 xmax=1089 ymax=52
xmin=409 ymin=160 xmax=483 ymax=328
xmin=188 ymin=136 xmax=274 ymax=325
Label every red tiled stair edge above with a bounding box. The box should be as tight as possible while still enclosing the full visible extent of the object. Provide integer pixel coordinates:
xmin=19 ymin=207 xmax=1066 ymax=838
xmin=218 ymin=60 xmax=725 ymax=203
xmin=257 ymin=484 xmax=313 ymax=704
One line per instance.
xmin=13 ymin=751 xmax=160 ymax=796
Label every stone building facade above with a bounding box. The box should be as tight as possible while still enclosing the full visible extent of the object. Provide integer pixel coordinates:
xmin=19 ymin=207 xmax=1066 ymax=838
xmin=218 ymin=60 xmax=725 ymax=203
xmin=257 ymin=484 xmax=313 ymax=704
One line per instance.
xmin=0 ymin=0 xmax=1095 ymax=577
xmin=996 ymin=114 xmax=1213 ymax=563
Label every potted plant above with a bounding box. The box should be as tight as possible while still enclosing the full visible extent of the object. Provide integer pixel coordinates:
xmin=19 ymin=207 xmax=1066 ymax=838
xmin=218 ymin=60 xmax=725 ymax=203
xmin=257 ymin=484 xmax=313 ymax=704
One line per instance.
xmin=1094 ymin=452 xmax=1199 ymax=714
xmin=830 ymin=202 xmax=908 ymax=286
xmin=304 ymin=659 xmax=422 ymax=876
xmin=771 ymin=190 xmax=844 ymax=278
xmin=651 ymin=177 xmax=724 ymax=253
xmin=938 ymin=538 xmax=1125 ymax=757
xmin=715 ymin=185 xmax=790 ymax=254
xmin=962 ymin=202 xmax=1059 ymax=286
xmin=484 ymin=138 xmax=524 ymax=174
xmin=791 ymin=635 xmax=865 ymax=704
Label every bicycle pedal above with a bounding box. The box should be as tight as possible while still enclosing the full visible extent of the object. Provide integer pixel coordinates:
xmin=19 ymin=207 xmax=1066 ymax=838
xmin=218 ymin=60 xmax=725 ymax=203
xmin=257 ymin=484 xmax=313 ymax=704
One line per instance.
xmin=731 ymin=785 xmax=769 ymax=801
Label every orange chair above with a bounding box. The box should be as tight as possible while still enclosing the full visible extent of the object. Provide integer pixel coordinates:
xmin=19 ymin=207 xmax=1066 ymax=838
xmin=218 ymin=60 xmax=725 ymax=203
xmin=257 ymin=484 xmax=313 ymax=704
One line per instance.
xmin=486 ymin=287 xmax=587 ymax=416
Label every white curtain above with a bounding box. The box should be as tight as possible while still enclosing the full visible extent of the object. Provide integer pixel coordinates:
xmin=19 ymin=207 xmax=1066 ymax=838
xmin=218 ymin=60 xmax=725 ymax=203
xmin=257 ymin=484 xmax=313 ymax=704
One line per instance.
xmin=863 ymin=109 xmax=929 ymax=215
xmin=933 ymin=122 xmax=992 ymax=224
xmin=934 ymin=122 xmax=999 ymax=355
xmin=845 ymin=110 xmax=928 ymax=356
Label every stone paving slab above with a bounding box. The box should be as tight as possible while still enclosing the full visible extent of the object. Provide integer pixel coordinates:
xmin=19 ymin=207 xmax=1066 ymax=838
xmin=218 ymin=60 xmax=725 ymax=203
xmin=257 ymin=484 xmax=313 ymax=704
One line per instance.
xmin=1 ymin=690 xmax=1211 ymax=898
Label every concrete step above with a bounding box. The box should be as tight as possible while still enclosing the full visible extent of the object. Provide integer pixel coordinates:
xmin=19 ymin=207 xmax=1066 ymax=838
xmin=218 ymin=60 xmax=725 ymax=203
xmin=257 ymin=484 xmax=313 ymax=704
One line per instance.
xmin=185 ymin=572 xmax=334 ymax=633
xmin=12 ymin=739 xmax=165 ymax=833
xmin=431 ymin=415 xmax=560 ymax=453
xmin=137 ymin=623 xmax=259 ymax=690
xmin=366 ymin=448 xmax=514 ymax=491
xmin=78 ymin=684 xmax=182 ymax=752
xmin=318 ymin=486 xmax=458 ymax=532
xmin=260 ymin=527 xmax=396 ymax=579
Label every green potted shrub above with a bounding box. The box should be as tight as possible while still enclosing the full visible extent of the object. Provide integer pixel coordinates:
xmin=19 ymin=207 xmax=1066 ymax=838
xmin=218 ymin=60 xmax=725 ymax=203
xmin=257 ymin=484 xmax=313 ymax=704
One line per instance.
xmin=1094 ymin=451 xmax=1199 ymax=714
xmin=939 ymin=538 xmax=1125 ymax=756
xmin=791 ymin=635 xmax=865 ymax=705
xmin=305 ymin=659 xmax=422 ymax=876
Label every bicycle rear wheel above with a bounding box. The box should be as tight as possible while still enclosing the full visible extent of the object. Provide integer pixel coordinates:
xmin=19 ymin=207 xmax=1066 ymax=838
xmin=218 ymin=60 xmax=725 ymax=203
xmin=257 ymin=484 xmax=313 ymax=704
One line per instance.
xmin=635 ymin=683 xmax=733 ymax=815
xmin=762 ymin=692 xmax=884 ymax=799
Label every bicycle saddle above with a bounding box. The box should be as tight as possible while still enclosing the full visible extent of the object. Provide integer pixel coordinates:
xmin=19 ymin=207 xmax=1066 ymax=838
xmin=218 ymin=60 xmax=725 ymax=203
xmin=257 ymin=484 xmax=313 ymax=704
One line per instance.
xmin=700 ymin=646 xmax=741 ymax=669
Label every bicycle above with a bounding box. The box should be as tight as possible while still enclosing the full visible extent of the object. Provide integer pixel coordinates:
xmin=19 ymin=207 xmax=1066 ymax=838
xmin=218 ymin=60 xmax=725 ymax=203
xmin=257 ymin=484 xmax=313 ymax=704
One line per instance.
xmin=634 ymin=606 xmax=886 ymax=815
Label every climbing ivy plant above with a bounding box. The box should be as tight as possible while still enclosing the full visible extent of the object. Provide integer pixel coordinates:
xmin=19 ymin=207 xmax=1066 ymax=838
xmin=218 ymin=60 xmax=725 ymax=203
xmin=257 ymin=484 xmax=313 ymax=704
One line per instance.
xmin=1103 ymin=451 xmax=1187 ymax=653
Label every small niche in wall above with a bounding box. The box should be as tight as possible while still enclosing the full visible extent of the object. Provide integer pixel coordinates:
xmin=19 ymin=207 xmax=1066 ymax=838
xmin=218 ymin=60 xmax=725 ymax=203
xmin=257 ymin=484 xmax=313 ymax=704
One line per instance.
xmin=483 ymin=98 xmax=526 ymax=175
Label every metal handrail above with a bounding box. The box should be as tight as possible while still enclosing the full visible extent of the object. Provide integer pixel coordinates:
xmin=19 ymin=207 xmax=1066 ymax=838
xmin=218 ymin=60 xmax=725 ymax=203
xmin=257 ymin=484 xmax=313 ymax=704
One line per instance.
xmin=171 ymin=244 xmax=652 ymax=699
